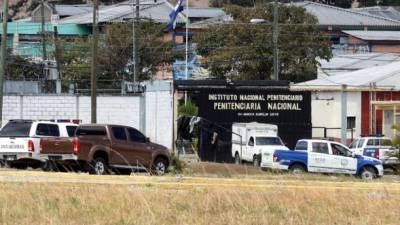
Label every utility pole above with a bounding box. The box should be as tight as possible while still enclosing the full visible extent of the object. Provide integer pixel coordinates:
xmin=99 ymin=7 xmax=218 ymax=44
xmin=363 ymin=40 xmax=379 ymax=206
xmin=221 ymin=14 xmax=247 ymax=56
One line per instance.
xmin=133 ymin=0 xmax=139 ymax=83
xmin=341 ymin=85 xmax=348 ymax=145
xmin=184 ymin=0 xmax=189 ymax=104
xmin=53 ymin=26 xmax=62 ymax=94
xmin=90 ymin=0 xmax=98 ymax=123
xmin=272 ymin=0 xmax=279 ymax=81
xmin=0 ymin=0 xmax=9 ymax=125
xmin=41 ymin=0 xmax=47 ymax=60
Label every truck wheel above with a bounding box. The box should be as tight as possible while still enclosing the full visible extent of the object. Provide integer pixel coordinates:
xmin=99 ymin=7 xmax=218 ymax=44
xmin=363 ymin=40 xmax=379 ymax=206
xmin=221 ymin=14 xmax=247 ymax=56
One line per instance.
xmin=234 ymin=153 xmax=241 ymax=165
xmin=290 ymin=164 xmax=306 ymax=174
xmin=89 ymin=157 xmax=108 ymax=175
xmin=151 ymin=157 xmax=168 ymax=176
xmin=253 ymin=155 xmax=261 ymax=167
xmin=360 ymin=167 xmax=376 ymax=180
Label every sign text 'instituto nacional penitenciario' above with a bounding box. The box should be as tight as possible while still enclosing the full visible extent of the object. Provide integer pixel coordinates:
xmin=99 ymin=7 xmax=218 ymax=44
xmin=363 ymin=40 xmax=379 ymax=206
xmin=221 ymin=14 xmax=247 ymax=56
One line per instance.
xmin=209 ymin=94 xmax=303 ymax=111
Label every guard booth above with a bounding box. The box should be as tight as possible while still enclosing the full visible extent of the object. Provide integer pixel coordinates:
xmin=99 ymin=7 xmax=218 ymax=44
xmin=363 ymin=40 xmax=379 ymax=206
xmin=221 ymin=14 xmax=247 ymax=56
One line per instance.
xmin=174 ymin=80 xmax=312 ymax=163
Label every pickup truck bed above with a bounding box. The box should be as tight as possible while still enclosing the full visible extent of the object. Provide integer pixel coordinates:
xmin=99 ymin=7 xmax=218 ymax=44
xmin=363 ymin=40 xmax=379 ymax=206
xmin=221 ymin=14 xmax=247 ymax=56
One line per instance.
xmin=271 ymin=150 xmax=307 ymax=170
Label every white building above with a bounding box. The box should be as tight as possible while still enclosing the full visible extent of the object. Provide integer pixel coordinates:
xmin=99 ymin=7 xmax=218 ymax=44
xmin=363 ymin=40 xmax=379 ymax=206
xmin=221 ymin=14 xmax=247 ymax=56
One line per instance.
xmin=293 ymin=61 xmax=400 ymax=143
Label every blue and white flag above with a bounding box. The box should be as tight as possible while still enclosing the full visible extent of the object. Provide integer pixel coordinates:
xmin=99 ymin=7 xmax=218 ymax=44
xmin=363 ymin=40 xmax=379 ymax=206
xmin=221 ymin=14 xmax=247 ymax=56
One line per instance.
xmin=166 ymin=0 xmax=184 ymax=31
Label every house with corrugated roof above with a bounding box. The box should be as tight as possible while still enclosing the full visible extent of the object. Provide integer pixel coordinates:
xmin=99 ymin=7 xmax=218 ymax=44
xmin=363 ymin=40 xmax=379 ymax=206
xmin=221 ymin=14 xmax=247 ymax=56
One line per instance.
xmin=291 ymin=1 xmax=400 ymax=54
xmin=292 ymin=60 xmax=400 ymax=142
xmin=317 ymin=52 xmax=400 ymax=77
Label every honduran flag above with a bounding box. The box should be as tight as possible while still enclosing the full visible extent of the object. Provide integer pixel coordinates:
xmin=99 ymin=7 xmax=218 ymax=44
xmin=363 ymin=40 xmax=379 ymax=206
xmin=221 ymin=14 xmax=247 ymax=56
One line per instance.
xmin=166 ymin=0 xmax=184 ymax=31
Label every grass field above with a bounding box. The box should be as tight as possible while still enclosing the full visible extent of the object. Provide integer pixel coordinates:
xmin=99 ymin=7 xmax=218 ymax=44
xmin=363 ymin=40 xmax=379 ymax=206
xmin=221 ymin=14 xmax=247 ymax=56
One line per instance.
xmin=0 ymin=163 xmax=399 ymax=225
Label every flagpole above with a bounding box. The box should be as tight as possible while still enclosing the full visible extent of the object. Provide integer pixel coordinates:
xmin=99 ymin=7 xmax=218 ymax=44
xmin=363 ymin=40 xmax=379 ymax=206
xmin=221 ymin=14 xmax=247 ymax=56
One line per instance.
xmin=184 ymin=0 xmax=189 ymax=105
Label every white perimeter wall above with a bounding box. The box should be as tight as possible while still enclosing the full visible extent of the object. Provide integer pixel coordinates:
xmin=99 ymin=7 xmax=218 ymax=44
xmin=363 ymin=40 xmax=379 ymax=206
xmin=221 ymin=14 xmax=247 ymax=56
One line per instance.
xmin=1 ymin=89 xmax=173 ymax=149
xmin=312 ymin=91 xmax=362 ymax=139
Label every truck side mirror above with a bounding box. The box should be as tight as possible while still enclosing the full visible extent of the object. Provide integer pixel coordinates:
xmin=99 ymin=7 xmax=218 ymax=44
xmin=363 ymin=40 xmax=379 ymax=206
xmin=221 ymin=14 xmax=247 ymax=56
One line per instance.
xmin=351 ymin=152 xmax=356 ymax=158
xmin=146 ymin=137 xmax=150 ymax=143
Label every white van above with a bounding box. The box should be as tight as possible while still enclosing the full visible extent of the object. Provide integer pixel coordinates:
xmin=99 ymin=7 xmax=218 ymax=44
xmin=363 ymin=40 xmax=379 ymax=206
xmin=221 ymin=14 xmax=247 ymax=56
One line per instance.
xmin=231 ymin=122 xmax=288 ymax=166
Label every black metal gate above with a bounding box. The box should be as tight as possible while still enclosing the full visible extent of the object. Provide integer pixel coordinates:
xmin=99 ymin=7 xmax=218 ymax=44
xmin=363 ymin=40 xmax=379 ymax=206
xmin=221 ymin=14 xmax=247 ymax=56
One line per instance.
xmin=174 ymin=80 xmax=312 ymax=163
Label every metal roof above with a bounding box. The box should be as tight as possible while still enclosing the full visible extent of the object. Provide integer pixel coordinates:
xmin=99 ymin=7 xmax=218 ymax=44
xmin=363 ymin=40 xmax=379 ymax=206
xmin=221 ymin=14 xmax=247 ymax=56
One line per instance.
xmin=182 ymin=8 xmax=225 ymax=18
xmin=319 ymin=53 xmax=400 ymax=70
xmin=296 ymin=60 xmax=400 ymax=90
xmin=189 ymin=14 xmax=233 ymax=29
xmin=343 ymin=30 xmax=400 ymax=41
xmin=292 ymin=1 xmax=400 ymax=28
xmin=351 ymin=6 xmax=400 ymax=21
xmin=317 ymin=53 xmax=400 ymax=77
xmin=55 ymin=4 xmax=93 ymax=17
xmin=59 ymin=0 xmax=186 ymax=25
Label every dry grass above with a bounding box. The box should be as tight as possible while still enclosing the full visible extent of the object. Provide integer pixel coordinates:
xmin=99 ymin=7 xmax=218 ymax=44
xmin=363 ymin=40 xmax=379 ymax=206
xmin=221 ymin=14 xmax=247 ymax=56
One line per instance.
xmin=0 ymin=166 xmax=399 ymax=225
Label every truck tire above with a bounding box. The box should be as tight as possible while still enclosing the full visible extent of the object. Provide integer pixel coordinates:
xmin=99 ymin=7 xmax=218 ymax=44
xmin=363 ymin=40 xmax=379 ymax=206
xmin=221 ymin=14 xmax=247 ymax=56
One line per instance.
xmin=234 ymin=153 xmax=241 ymax=165
xmin=290 ymin=164 xmax=306 ymax=174
xmin=360 ymin=167 xmax=376 ymax=180
xmin=151 ymin=157 xmax=168 ymax=176
xmin=253 ymin=155 xmax=261 ymax=167
xmin=89 ymin=157 xmax=109 ymax=175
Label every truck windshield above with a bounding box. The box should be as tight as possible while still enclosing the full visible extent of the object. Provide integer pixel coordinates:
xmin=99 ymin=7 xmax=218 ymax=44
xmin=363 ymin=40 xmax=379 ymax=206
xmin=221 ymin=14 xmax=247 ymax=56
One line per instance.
xmin=0 ymin=121 xmax=32 ymax=137
xmin=256 ymin=137 xmax=283 ymax=146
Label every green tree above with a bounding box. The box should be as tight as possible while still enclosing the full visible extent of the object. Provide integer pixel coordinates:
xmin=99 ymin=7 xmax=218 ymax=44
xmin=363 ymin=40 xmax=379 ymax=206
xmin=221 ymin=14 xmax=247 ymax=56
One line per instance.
xmin=56 ymin=20 xmax=177 ymax=89
xmin=5 ymin=53 xmax=44 ymax=80
xmin=178 ymin=100 xmax=198 ymax=117
xmin=194 ymin=4 xmax=332 ymax=82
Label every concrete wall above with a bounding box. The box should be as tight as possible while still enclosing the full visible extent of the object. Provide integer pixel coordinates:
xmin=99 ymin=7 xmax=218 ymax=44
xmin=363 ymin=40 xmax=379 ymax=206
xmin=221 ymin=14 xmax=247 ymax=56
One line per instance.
xmin=311 ymin=91 xmax=362 ymax=140
xmin=1 ymin=83 xmax=173 ymax=149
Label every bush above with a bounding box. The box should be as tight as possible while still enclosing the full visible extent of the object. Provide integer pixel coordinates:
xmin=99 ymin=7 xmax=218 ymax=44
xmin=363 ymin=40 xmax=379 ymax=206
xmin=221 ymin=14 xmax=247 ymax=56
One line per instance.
xmin=168 ymin=153 xmax=186 ymax=174
xmin=178 ymin=100 xmax=198 ymax=117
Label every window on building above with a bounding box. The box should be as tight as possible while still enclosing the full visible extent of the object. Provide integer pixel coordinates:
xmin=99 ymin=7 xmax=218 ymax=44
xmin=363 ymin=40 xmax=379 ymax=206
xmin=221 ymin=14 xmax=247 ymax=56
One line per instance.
xmin=347 ymin=117 xmax=356 ymax=129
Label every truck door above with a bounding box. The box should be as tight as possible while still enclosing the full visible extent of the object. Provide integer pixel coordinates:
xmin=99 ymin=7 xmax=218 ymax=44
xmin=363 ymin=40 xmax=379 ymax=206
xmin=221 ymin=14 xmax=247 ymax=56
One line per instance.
xmin=246 ymin=137 xmax=255 ymax=162
xmin=127 ymin=128 xmax=152 ymax=167
xmin=308 ymin=142 xmax=330 ymax=173
xmin=110 ymin=126 xmax=136 ymax=166
xmin=330 ymin=143 xmax=357 ymax=174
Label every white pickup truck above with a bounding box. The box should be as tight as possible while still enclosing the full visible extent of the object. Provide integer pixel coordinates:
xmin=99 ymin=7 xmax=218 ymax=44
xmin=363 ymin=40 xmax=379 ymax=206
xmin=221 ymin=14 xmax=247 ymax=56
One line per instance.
xmin=261 ymin=139 xmax=383 ymax=180
xmin=231 ymin=122 xmax=288 ymax=166
xmin=349 ymin=136 xmax=399 ymax=167
xmin=0 ymin=120 xmax=77 ymax=169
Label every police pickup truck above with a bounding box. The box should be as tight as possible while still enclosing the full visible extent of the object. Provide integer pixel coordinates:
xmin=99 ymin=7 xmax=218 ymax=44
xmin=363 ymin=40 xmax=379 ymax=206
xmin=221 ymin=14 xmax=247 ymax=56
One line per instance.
xmin=349 ymin=136 xmax=399 ymax=167
xmin=0 ymin=120 xmax=78 ymax=169
xmin=261 ymin=139 xmax=383 ymax=180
